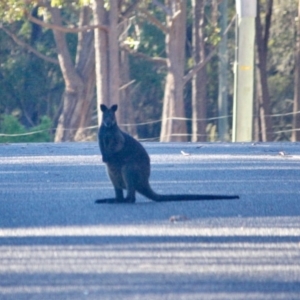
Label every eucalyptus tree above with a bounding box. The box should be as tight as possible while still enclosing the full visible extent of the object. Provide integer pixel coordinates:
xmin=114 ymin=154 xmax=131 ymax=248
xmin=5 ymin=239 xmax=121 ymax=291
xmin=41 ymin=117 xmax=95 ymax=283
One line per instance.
xmin=293 ymin=0 xmax=300 ymax=141
xmin=255 ymin=0 xmax=274 ymax=141
xmin=0 ymin=0 xmax=139 ymax=141
xmin=133 ymin=0 xmax=218 ymax=142
xmin=0 ymin=0 xmax=98 ymax=141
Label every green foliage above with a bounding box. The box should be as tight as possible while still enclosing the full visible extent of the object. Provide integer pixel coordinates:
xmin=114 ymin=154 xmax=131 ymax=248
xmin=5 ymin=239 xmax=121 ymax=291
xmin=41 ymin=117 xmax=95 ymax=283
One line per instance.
xmin=0 ymin=0 xmax=298 ymax=142
xmin=128 ymin=19 xmax=166 ymax=139
xmin=268 ymin=1 xmax=296 ymax=75
xmin=269 ymin=73 xmax=294 ymax=141
xmin=0 ymin=19 xmax=64 ymax=135
xmin=0 ymin=0 xmax=35 ymax=22
xmin=0 ymin=115 xmax=53 ymax=143
xmin=206 ymin=24 xmax=221 ymax=46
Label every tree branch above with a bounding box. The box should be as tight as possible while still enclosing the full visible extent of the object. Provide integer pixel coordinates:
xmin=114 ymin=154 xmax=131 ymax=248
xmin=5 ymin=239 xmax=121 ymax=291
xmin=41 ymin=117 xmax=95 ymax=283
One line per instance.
xmin=27 ymin=13 xmax=109 ymax=34
xmin=264 ymin=0 xmax=273 ymax=52
xmin=138 ymin=8 xmax=168 ymax=34
xmin=183 ymin=49 xmax=216 ymax=85
xmin=49 ymin=6 xmax=81 ymax=89
xmin=0 ymin=25 xmax=59 ymax=65
xmin=119 ymin=80 xmax=136 ymax=91
xmin=121 ymin=0 xmax=143 ymax=18
xmin=183 ymin=14 xmax=236 ymax=85
xmin=152 ymin=0 xmax=172 ymax=16
xmin=122 ymin=45 xmax=167 ymax=65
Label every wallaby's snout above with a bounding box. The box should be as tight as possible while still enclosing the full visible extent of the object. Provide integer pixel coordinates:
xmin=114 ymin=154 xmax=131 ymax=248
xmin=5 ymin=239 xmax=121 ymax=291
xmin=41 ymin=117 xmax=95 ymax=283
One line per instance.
xmin=102 ymin=116 xmax=115 ymax=128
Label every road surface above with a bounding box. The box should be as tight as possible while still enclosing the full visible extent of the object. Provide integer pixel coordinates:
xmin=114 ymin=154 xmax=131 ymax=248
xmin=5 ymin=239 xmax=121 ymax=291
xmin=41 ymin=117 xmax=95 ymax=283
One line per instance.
xmin=0 ymin=142 xmax=300 ymax=299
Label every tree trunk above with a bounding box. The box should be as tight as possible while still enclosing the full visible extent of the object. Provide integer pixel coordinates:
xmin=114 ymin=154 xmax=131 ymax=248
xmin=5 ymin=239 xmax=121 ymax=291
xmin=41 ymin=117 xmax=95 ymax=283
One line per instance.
xmin=108 ymin=0 xmax=120 ymax=110
xmin=292 ymin=0 xmax=300 ymax=142
xmin=74 ymin=7 xmax=96 ymax=141
xmin=93 ymin=0 xmax=120 ymax=125
xmin=217 ymin=0 xmax=229 ymax=142
xmin=51 ymin=6 xmax=95 ymax=142
xmin=160 ymin=0 xmax=187 ymax=142
xmin=93 ymin=0 xmax=109 ymax=126
xmin=191 ymin=0 xmax=207 ymax=142
xmin=254 ymin=86 xmax=262 ymax=141
xmin=119 ymin=49 xmax=137 ymax=136
xmin=255 ymin=0 xmax=273 ymax=142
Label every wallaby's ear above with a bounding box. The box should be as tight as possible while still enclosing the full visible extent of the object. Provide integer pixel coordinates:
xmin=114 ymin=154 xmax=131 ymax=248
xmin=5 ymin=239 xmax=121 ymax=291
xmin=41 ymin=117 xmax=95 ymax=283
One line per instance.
xmin=111 ymin=104 xmax=118 ymax=112
xmin=100 ymin=104 xmax=107 ymax=112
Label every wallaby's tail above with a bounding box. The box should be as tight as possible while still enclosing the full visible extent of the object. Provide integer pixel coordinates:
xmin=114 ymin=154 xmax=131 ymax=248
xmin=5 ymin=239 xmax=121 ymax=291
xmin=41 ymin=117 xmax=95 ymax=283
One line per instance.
xmin=153 ymin=194 xmax=239 ymax=201
xmin=138 ymin=185 xmax=239 ymax=202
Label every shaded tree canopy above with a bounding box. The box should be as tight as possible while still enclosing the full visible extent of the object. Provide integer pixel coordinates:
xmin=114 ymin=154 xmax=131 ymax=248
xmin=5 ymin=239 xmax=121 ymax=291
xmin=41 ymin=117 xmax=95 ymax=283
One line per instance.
xmin=0 ymin=0 xmax=299 ymax=142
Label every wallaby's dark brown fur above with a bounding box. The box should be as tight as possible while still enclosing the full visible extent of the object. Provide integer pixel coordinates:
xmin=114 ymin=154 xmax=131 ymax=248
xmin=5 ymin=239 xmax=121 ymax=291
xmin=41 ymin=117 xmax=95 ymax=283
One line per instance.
xmin=96 ymin=104 xmax=239 ymax=203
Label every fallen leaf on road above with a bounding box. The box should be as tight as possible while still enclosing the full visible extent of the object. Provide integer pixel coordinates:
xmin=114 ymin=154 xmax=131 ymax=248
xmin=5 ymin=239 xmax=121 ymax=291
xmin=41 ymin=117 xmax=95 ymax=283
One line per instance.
xmin=181 ymin=151 xmax=190 ymax=156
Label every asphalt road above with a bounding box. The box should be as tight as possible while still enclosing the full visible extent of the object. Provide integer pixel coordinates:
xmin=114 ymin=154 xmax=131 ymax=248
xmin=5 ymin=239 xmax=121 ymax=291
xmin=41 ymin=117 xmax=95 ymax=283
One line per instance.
xmin=0 ymin=142 xmax=300 ymax=300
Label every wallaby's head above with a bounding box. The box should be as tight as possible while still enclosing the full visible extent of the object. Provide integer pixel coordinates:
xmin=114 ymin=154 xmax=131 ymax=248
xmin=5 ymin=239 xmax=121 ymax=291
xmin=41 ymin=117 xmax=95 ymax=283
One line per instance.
xmin=100 ymin=104 xmax=118 ymax=128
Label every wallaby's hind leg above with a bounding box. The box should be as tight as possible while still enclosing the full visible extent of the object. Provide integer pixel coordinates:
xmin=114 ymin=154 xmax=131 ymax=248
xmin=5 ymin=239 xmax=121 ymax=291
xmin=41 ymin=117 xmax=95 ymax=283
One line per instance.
xmin=95 ymin=187 xmax=127 ymax=204
xmin=114 ymin=187 xmax=124 ymax=200
xmin=96 ymin=165 xmax=129 ymax=204
xmin=121 ymin=165 xmax=137 ymax=203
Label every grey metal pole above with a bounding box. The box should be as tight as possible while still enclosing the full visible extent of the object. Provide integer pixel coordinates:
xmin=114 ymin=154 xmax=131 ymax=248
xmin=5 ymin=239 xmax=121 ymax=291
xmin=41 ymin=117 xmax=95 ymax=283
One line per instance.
xmin=232 ymin=1 xmax=257 ymax=142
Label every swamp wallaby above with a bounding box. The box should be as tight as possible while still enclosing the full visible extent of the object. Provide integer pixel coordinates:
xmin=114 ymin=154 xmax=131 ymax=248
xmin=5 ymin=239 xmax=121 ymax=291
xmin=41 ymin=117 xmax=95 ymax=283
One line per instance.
xmin=96 ymin=104 xmax=239 ymax=203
